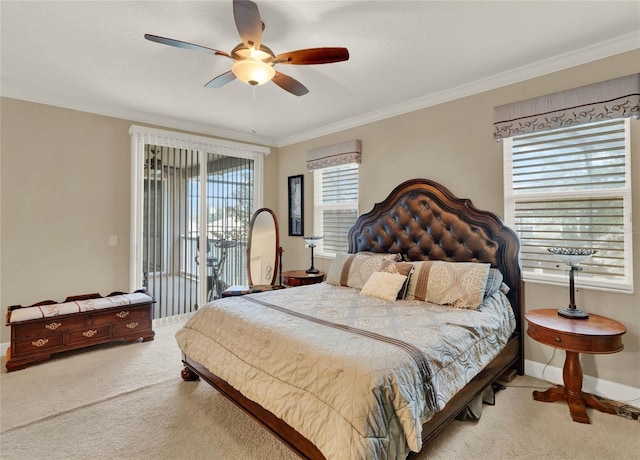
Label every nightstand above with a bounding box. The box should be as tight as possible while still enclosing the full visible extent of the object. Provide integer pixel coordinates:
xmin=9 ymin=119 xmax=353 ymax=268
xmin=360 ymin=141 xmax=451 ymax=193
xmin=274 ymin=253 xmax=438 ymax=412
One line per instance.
xmin=281 ymin=270 xmax=325 ymax=287
xmin=525 ymin=309 xmax=626 ymax=424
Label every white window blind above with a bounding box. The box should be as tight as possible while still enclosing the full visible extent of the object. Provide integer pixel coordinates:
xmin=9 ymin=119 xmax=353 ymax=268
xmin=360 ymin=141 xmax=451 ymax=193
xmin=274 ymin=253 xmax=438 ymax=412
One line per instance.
xmin=314 ymin=163 xmax=359 ymax=256
xmin=504 ymin=118 xmax=632 ymax=292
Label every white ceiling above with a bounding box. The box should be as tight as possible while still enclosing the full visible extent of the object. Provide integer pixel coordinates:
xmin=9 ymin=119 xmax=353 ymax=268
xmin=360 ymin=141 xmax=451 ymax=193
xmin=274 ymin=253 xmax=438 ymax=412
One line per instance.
xmin=2 ymin=1 xmax=639 ymax=147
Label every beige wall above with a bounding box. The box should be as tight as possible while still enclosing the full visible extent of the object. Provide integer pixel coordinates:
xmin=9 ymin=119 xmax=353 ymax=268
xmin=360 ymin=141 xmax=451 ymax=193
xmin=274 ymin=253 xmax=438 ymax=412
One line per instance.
xmin=1 ymin=50 xmax=638 ymax=391
xmin=1 ymin=100 xmax=133 ymax=319
xmin=0 ymin=100 xmax=277 ymax=345
xmin=276 ymin=50 xmax=640 ymax=390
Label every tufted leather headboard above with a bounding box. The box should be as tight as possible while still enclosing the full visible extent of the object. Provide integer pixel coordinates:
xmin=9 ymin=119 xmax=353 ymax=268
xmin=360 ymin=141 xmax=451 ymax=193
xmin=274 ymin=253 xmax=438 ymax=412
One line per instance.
xmin=348 ymin=178 xmax=523 ymax=339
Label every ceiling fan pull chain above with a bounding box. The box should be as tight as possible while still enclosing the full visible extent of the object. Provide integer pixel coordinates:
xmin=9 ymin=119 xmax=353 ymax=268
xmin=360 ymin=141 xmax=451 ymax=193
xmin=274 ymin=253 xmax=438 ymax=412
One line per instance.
xmin=251 ymin=86 xmax=257 ymax=134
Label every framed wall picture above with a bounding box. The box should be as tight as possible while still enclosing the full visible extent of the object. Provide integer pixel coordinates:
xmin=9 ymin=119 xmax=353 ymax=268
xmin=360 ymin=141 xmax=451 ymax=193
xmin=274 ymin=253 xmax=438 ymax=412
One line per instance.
xmin=288 ymin=175 xmax=304 ymax=236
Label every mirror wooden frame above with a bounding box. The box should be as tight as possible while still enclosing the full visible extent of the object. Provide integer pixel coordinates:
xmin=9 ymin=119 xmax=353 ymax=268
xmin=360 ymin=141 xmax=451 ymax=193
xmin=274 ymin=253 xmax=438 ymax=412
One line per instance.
xmin=247 ymin=208 xmax=281 ymax=286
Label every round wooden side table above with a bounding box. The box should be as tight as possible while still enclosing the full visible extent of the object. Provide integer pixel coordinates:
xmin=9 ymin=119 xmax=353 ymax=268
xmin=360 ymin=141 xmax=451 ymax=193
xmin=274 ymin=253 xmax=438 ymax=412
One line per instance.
xmin=525 ymin=309 xmax=626 ymax=424
xmin=281 ymin=270 xmax=325 ymax=287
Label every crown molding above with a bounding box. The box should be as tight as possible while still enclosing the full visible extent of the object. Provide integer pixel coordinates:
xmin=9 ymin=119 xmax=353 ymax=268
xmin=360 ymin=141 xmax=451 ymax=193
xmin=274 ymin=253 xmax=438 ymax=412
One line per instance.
xmin=0 ymin=86 xmax=278 ymax=147
xmin=275 ymin=31 xmax=640 ymax=147
xmin=2 ymin=32 xmax=638 ymax=149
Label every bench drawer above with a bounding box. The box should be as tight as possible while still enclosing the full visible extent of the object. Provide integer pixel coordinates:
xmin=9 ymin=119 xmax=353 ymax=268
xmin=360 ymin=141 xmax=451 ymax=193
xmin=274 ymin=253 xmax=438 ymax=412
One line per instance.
xmin=112 ymin=317 xmax=152 ymax=335
xmin=12 ymin=316 xmax=89 ymax=339
xmin=14 ymin=334 xmax=64 ymax=355
xmin=91 ymin=307 xmax=150 ymax=326
xmin=68 ymin=325 xmax=112 ymax=345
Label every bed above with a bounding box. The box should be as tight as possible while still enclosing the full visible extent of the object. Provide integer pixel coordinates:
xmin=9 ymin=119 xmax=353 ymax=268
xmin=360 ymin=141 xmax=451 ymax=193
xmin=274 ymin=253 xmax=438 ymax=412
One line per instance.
xmin=177 ymin=178 xmax=523 ymax=459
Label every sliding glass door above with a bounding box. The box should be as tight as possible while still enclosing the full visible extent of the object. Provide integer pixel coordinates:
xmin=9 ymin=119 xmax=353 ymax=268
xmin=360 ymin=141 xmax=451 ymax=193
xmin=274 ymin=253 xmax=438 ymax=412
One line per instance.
xmin=130 ymin=126 xmax=267 ymax=321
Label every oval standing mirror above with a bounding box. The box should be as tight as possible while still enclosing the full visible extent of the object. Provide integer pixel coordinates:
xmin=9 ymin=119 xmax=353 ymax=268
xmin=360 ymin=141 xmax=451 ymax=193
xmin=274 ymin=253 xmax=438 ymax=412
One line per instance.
xmin=247 ymin=208 xmax=281 ymax=286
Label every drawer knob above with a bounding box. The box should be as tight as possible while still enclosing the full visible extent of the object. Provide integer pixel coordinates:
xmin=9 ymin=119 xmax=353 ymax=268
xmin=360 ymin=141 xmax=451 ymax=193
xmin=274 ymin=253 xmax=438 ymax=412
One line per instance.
xmin=126 ymin=321 xmax=139 ymax=329
xmin=32 ymin=338 xmax=49 ymax=347
xmin=83 ymin=329 xmax=98 ymax=338
xmin=555 ymin=337 xmax=562 ymax=342
xmin=116 ymin=311 xmax=130 ymax=319
xmin=45 ymin=322 xmax=62 ymax=331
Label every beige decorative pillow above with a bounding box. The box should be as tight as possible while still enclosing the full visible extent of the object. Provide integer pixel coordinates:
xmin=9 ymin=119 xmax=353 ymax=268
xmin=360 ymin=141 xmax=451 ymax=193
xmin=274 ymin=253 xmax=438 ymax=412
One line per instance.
xmin=347 ymin=253 xmax=400 ymax=289
xmin=360 ymin=271 xmax=408 ymax=301
xmin=326 ymin=252 xmax=400 ymax=287
xmin=405 ymin=261 xmax=490 ymax=309
xmin=326 ymin=253 xmax=354 ymax=286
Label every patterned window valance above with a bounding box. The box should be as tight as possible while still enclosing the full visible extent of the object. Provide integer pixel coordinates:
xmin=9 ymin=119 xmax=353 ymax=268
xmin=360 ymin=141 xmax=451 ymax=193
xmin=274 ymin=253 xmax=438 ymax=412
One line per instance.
xmin=306 ymin=139 xmax=361 ymax=171
xmin=493 ymin=73 xmax=640 ymax=141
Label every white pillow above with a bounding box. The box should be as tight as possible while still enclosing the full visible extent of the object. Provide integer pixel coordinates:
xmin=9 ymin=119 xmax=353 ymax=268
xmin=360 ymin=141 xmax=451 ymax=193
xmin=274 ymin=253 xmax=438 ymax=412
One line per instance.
xmin=360 ymin=271 xmax=407 ymax=301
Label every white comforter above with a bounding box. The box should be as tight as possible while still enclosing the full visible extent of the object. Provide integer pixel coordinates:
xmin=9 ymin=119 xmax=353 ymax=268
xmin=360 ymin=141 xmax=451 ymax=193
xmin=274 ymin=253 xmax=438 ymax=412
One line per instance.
xmin=175 ymin=283 xmax=515 ymax=460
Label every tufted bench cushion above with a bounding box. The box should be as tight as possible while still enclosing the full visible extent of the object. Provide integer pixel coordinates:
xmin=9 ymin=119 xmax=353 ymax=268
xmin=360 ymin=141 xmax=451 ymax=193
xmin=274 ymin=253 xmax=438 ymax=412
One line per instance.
xmin=8 ymin=292 xmax=153 ymax=323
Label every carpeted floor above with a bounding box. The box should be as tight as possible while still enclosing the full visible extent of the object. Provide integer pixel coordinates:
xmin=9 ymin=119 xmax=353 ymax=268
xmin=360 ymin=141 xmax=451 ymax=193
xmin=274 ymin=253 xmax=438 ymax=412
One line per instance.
xmin=1 ymin=320 xmax=638 ymax=460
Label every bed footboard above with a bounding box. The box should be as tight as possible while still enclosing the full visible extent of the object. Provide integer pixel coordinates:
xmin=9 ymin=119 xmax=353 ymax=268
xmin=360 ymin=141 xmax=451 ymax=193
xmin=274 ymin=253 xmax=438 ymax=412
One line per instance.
xmin=182 ymin=354 xmax=326 ymax=460
xmin=182 ymin=334 xmax=520 ymax=460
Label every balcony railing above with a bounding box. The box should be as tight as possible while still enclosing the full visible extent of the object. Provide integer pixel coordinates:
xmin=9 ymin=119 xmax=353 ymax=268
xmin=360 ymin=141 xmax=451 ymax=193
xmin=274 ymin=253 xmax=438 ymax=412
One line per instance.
xmin=180 ymin=235 xmax=248 ymax=286
xmin=144 ymin=235 xmax=248 ymax=320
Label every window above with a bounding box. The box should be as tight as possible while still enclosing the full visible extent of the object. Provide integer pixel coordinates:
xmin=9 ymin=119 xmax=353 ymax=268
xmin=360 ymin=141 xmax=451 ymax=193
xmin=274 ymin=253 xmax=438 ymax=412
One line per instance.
xmin=503 ymin=118 xmax=632 ymax=292
xmin=313 ymin=163 xmax=359 ymax=257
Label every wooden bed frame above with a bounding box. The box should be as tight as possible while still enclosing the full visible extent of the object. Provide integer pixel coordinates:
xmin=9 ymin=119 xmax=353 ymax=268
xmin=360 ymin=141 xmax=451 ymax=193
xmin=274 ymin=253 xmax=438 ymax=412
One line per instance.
xmin=181 ymin=178 xmax=524 ymax=459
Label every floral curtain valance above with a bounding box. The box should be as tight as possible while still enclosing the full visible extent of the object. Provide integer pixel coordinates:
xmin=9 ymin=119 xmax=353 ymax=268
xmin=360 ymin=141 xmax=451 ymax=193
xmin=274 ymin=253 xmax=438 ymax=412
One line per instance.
xmin=493 ymin=73 xmax=640 ymax=141
xmin=306 ymin=139 xmax=361 ymax=171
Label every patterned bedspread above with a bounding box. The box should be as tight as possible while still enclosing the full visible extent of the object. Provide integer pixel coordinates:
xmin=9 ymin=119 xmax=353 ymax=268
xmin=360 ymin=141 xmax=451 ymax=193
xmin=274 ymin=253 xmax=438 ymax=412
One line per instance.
xmin=175 ymin=283 xmax=515 ymax=460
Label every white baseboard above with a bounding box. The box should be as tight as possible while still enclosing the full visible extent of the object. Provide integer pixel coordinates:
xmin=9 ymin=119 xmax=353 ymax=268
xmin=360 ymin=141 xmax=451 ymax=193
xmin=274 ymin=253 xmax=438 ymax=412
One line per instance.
xmin=525 ymin=359 xmax=640 ymax=404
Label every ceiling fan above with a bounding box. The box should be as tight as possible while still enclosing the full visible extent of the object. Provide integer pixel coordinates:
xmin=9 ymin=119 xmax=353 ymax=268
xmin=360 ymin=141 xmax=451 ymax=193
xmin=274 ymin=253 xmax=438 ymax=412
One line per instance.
xmin=144 ymin=0 xmax=349 ymax=96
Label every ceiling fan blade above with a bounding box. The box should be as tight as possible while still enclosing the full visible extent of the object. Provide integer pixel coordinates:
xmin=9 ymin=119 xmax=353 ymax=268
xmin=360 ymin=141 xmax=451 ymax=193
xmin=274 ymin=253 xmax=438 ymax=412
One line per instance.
xmin=233 ymin=0 xmax=262 ymax=50
xmin=272 ymin=71 xmax=309 ymax=96
xmin=276 ymin=47 xmax=349 ymax=65
xmin=144 ymin=34 xmax=230 ymax=58
xmin=204 ymin=71 xmax=237 ymax=88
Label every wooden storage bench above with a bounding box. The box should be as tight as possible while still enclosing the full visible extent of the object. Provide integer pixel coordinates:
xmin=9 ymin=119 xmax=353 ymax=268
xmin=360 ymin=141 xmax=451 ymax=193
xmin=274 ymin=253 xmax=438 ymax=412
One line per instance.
xmin=5 ymin=290 xmax=155 ymax=372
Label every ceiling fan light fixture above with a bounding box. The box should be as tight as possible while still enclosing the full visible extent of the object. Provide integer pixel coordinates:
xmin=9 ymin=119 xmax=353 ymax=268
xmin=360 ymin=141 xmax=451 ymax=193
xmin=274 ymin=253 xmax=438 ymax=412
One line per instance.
xmin=232 ymin=59 xmax=275 ymax=86
xmin=145 ymin=0 xmax=349 ymax=95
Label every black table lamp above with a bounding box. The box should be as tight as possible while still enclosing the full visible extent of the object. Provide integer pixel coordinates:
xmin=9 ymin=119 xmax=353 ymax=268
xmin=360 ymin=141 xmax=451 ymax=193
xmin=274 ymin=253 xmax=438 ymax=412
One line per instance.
xmin=303 ymin=236 xmax=322 ymax=274
xmin=547 ymin=248 xmax=597 ymax=319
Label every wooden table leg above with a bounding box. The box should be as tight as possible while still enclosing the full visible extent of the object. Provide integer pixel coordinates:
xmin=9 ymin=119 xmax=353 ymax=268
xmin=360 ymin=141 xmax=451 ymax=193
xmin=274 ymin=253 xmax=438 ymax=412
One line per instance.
xmin=533 ymin=386 xmax=565 ymax=402
xmin=563 ymin=351 xmax=590 ymax=423
xmin=532 ymin=351 xmax=590 ymax=424
xmin=582 ymin=392 xmax=618 ymax=415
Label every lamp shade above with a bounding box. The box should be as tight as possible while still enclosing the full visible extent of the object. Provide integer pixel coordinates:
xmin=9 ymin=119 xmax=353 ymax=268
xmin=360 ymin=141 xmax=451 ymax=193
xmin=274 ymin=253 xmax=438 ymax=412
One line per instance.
xmin=303 ymin=236 xmax=323 ymax=247
xmin=547 ymin=248 xmax=597 ymax=266
xmin=232 ymin=60 xmax=275 ymax=86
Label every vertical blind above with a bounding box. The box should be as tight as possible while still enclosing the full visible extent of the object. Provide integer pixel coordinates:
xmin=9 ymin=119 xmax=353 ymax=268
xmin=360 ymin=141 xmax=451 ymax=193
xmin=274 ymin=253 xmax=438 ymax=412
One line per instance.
xmin=142 ymin=146 xmax=255 ymax=319
xmin=143 ymin=145 xmax=199 ymax=319
xmin=507 ymin=119 xmax=630 ymax=287
xmin=130 ymin=125 xmax=268 ymax=316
